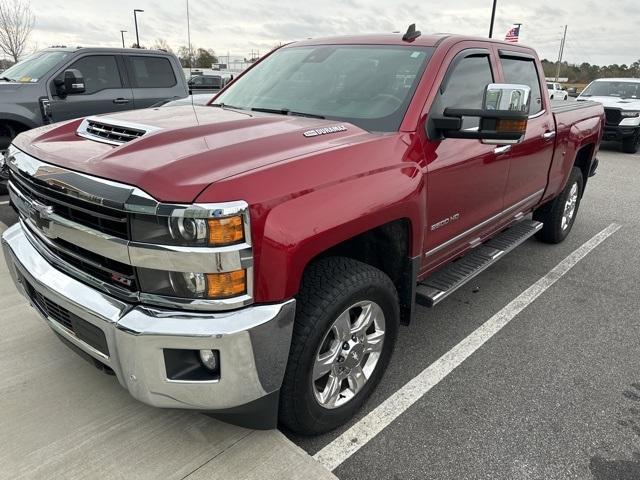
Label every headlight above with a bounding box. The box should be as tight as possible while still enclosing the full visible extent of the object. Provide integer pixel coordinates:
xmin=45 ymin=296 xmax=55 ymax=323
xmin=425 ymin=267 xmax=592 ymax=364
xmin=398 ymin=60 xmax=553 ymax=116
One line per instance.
xmin=130 ymin=209 xmax=246 ymax=247
xmin=621 ymin=111 xmax=640 ymax=118
xmin=131 ymin=201 xmax=251 ymax=301
xmin=138 ymin=268 xmax=247 ymax=299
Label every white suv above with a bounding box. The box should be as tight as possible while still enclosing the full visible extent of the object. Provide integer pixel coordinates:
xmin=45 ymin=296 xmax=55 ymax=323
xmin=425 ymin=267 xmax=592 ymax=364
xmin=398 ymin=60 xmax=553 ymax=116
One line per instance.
xmin=578 ymin=78 xmax=640 ymax=153
xmin=547 ymin=82 xmax=568 ymax=100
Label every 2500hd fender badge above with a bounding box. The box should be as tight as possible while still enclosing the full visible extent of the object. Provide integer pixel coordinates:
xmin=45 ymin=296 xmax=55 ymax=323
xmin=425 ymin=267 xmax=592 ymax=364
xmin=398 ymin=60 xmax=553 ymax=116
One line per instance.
xmin=303 ymin=125 xmax=347 ymax=137
xmin=431 ymin=213 xmax=460 ymax=231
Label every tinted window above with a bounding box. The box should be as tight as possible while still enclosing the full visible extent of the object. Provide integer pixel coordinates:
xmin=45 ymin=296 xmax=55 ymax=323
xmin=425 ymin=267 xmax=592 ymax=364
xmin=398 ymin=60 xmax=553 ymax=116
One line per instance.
xmin=129 ymin=56 xmax=176 ymax=88
xmin=501 ymin=57 xmax=543 ymax=114
xmin=434 ymin=54 xmax=493 ymax=130
xmin=57 ymin=55 xmax=121 ymax=94
xmin=214 ymin=45 xmax=434 ymax=132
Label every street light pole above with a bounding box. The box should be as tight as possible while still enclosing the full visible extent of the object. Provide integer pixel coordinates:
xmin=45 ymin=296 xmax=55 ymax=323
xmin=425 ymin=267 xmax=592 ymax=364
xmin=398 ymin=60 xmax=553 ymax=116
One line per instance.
xmin=133 ymin=9 xmax=144 ymax=48
xmin=120 ymin=30 xmax=127 ymax=48
xmin=488 ymin=0 xmax=497 ymax=38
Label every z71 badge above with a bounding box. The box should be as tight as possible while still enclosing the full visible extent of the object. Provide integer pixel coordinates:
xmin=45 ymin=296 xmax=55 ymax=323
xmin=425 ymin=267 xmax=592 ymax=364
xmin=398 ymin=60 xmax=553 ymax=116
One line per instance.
xmin=303 ymin=125 xmax=347 ymax=137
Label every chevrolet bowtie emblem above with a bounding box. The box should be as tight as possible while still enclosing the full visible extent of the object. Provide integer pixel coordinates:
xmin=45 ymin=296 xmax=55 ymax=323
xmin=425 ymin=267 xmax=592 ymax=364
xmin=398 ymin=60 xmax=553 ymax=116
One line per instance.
xmin=28 ymin=200 xmax=55 ymax=235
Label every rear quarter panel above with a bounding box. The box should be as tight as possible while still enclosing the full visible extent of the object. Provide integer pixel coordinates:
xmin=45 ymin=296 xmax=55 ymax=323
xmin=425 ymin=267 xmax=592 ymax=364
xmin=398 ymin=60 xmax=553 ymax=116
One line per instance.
xmin=544 ymin=103 xmax=604 ymax=202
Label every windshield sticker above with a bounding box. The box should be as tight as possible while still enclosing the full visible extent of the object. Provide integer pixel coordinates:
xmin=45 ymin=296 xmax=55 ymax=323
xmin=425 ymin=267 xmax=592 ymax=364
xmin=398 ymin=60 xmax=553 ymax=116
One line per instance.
xmin=410 ymin=51 xmax=421 ymax=58
xmin=303 ymin=125 xmax=347 ymax=137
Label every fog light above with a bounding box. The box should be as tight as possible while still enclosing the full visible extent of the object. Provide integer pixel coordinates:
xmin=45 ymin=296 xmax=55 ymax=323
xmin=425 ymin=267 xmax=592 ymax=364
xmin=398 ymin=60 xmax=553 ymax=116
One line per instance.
xmin=199 ymin=349 xmax=218 ymax=371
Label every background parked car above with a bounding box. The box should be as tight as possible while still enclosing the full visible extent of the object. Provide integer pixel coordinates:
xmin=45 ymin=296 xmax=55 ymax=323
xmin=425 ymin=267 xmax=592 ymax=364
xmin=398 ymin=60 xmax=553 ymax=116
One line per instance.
xmin=188 ymin=74 xmax=232 ymax=93
xmin=547 ymin=82 xmax=568 ymax=100
xmin=0 ymin=47 xmax=188 ymax=153
xmin=578 ymin=78 xmax=640 ymax=153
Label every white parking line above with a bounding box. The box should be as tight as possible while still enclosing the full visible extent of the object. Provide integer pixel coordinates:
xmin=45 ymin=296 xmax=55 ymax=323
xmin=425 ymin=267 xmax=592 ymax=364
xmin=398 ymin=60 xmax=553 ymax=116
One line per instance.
xmin=0 ymin=201 xmax=9 ymax=205
xmin=314 ymin=223 xmax=621 ymax=472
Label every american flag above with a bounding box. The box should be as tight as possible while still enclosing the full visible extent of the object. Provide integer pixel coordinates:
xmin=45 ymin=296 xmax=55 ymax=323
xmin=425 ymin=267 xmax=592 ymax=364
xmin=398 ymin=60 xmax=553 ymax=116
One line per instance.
xmin=505 ymin=24 xmax=521 ymax=43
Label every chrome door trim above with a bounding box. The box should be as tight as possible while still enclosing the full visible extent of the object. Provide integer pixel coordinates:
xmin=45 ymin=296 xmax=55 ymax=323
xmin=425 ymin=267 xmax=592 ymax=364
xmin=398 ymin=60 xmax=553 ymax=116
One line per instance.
xmin=425 ymin=189 xmax=544 ymax=257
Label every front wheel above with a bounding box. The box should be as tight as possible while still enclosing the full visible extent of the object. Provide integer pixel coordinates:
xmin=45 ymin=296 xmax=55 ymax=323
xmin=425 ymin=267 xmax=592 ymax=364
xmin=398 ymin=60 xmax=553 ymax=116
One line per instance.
xmin=279 ymin=257 xmax=399 ymax=435
xmin=534 ymin=167 xmax=583 ymax=244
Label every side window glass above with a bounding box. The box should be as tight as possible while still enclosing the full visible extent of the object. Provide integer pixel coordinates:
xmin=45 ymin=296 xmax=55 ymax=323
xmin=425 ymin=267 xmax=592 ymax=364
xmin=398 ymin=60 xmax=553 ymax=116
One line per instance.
xmin=500 ymin=57 xmax=543 ymax=114
xmin=436 ymin=55 xmax=493 ymax=130
xmin=129 ymin=56 xmax=176 ymax=88
xmin=55 ymin=55 xmax=121 ymax=95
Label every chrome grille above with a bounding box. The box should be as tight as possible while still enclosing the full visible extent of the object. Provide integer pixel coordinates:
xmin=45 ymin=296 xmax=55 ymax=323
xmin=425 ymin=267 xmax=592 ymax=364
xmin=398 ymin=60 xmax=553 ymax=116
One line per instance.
xmin=10 ymin=168 xmax=128 ymax=239
xmin=9 ymin=171 xmax=138 ymax=294
xmin=84 ymin=120 xmax=146 ymax=143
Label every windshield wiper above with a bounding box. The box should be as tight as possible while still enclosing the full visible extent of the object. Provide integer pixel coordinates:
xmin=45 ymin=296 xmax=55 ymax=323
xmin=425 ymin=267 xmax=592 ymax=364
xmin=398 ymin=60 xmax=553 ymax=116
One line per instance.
xmin=1 ymin=76 xmax=15 ymax=82
xmin=210 ymin=102 xmax=246 ymax=110
xmin=251 ymin=107 xmax=325 ymax=119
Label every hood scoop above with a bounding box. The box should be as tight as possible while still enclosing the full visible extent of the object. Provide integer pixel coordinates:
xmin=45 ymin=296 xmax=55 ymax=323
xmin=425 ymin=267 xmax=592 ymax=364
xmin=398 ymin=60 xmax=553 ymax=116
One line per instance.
xmin=77 ymin=116 xmax=160 ymax=145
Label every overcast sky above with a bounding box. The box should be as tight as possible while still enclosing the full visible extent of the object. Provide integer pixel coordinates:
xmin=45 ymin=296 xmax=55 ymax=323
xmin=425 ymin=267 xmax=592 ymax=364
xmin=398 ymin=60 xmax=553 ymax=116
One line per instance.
xmin=25 ymin=0 xmax=640 ymax=66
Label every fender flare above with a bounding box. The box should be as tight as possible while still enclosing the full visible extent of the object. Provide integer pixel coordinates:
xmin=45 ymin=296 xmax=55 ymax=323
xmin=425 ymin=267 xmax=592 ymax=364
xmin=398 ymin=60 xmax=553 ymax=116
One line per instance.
xmin=254 ymin=165 xmax=426 ymax=302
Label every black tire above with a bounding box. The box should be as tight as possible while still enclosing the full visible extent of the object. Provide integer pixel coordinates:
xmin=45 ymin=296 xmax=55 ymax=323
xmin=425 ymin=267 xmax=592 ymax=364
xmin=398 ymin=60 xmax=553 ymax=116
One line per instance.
xmin=533 ymin=167 xmax=584 ymax=244
xmin=622 ymin=134 xmax=640 ymax=154
xmin=279 ymin=257 xmax=399 ymax=435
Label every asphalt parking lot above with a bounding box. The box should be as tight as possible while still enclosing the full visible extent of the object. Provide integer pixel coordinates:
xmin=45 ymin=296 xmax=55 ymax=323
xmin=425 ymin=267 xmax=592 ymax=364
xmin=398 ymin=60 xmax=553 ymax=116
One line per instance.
xmin=1 ymin=139 xmax=639 ymax=480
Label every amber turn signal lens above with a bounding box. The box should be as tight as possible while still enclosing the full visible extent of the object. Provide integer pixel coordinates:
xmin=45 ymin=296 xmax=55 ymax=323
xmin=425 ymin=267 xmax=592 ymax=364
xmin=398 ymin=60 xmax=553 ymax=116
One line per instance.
xmin=496 ymin=118 xmax=528 ymax=134
xmin=208 ymin=216 xmax=244 ymax=246
xmin=206 ymin=270 xmax=247 ymax=298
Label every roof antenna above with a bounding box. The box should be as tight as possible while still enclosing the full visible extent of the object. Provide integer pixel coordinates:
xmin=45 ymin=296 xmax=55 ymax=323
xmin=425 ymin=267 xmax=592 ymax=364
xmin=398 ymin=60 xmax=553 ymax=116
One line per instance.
xmin=402 ymin=23 xmax=421 ymax=42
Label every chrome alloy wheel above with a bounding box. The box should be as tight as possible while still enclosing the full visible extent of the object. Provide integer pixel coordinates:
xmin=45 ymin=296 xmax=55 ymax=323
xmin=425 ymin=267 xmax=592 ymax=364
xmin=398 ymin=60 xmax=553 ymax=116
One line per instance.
xmin=312 ymin=300 xmax=386 ymax=409
xmin=561 ymin=181 xmax=579 ymax=231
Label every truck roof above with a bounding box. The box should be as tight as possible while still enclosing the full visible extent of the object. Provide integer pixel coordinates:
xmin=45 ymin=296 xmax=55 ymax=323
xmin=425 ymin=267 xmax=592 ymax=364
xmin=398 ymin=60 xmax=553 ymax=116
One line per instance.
xmin=42 ymin=47 xmax=173 ymax=55
xmin=291 ymin=33 xmax=534 ymax=50
xmin=592 ymin=77 xmax=640 ymax=83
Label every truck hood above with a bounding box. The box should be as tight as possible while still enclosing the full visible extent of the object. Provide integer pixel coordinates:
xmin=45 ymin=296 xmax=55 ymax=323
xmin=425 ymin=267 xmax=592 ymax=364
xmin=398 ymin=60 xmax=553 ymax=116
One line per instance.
xmin=13 ymin=105 xmax=370 ymax=203
xmin=578 ymin=95 xmax=640 ymax=110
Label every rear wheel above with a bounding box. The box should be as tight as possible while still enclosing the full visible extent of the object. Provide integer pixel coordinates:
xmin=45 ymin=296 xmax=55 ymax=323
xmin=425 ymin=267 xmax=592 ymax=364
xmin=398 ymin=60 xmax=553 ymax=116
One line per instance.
xmin=533 ymin=167 xmax=583 ymax=244
xmin=622 ymin=133 xmax=640 ymax=154
xmin=279 ymin=257 xmax=399 ymax=435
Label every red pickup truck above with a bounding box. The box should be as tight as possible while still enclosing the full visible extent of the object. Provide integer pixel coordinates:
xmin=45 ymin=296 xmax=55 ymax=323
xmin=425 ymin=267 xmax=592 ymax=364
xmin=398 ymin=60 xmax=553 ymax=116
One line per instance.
xmin=2 ymin=29 xmax=604 ymax=434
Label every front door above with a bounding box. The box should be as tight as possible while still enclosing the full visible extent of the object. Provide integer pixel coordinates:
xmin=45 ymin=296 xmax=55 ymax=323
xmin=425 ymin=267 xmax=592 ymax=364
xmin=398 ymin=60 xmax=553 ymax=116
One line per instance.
xmin=48 ymin=54 xmax=134 ymax=122
xmin=423 ymin=48 xmax=510 ymax=270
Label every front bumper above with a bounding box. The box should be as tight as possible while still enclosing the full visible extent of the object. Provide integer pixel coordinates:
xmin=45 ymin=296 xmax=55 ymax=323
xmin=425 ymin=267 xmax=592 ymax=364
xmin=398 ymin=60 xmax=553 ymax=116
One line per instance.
xmin=603 ymin=124 xmax=640 ymax=141
xmin=2 ymin=223 xmax=295 ymax=415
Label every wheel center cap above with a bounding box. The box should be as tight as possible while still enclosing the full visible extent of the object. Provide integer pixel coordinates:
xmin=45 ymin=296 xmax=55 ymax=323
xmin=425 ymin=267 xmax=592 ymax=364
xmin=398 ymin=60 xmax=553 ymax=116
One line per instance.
xmin=342 ymin=343 xmax=365 ymax=371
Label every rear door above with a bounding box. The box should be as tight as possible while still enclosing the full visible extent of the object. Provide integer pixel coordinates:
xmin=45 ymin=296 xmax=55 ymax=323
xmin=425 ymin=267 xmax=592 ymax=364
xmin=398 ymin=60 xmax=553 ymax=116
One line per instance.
xmin=124 ymin=54 xmax=184 ymax=108
xmin=423 ymin=47 xmax=510 ymax=267
xmin=48 ymin=54 xmax=134 ymax=122
xmin=497 ymin=51 xmax=555 ymax=208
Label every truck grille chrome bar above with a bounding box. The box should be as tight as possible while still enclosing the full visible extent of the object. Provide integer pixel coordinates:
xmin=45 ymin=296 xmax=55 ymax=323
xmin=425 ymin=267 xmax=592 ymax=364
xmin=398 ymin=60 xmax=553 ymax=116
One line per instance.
xmin=5 ymin=145 xmax=254 ymax=311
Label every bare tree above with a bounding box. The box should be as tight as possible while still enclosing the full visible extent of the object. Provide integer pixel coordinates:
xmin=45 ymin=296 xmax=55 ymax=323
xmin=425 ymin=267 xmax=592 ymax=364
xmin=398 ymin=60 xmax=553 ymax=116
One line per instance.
xmin=151 ymin=38 xmax=173 ymax=53
xmin=0 ymin=0 xmax=35 ymax=62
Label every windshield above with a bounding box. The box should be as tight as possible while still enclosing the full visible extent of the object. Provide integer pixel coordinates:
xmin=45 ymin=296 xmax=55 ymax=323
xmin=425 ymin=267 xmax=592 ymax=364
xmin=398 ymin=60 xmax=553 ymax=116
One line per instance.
xmin=581 ymin=81 xmax=640 ymax=99
xmin=547 ymin=83 xmax=554 ymax=89
xmin=2 ymin=51 xmax=71 ymax=83
xmin=213 ymin=45 xmax=434 ymax=132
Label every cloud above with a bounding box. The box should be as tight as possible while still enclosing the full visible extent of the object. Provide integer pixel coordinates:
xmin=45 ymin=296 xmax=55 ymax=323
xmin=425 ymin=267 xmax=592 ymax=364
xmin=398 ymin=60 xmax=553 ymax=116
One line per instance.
xmin=18 ymin=0 xmax=639 ymax=65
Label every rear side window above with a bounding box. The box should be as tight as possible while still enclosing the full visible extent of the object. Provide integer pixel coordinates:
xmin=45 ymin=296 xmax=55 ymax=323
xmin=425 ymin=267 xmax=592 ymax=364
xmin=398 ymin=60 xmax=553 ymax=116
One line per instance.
xmin=434 ymin=54 xmax=494 ymax=130
xmin=57 ymin=55 xmax=122 ymax=94
xmin=129 ymin=56 xmax=176 ymax=88
xmin=500 ymin=57 xmax=543 ymax=114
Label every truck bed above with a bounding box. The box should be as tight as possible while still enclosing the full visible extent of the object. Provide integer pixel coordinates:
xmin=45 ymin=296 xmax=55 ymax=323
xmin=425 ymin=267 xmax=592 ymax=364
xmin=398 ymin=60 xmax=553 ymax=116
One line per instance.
xmin=551 ymin=100 xmax=601 ymax=114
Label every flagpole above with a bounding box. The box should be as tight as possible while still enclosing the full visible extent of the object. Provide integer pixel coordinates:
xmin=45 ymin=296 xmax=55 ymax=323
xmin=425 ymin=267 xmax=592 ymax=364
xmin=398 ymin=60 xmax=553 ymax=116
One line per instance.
xmin=555 ymin=25 xmax=568 ymax=82
xmin=488 ymin=0 xmax=497 ymax=38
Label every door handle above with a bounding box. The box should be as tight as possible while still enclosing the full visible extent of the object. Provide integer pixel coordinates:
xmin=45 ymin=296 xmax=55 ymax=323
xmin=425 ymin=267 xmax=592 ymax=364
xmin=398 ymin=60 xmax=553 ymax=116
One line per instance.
xmin=494 ymin=145 xmax=512 ymax=155
xmin=113 ymin=98 xmax=130 ymax=104
xmin=542 ymin=131 xmax=556 ymax=140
